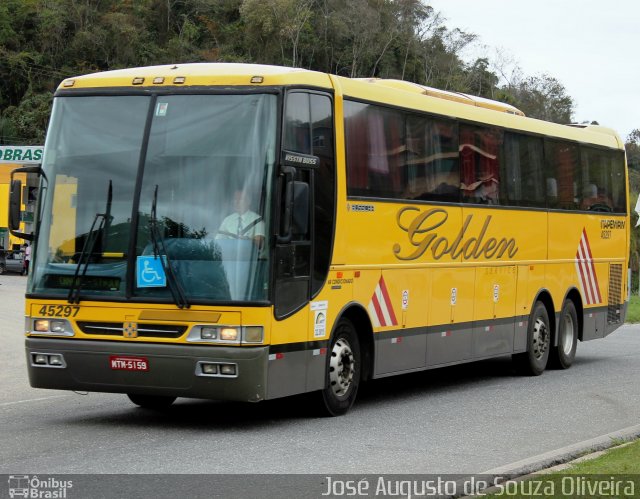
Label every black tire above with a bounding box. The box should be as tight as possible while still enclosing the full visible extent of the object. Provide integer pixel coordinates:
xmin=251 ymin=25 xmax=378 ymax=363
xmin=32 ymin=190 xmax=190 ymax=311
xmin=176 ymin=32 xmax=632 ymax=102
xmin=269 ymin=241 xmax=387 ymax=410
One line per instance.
xmin=317 ymin=318 xmax=361 ymax=416
xmin=549 ymin=300 xmax=578 ymax=369
xmin=513 ymin=301 xmax=551 ymax=376
xmin=0 ymin=263 xmax=5 ymax=275
xmin=127 ymin=393 xmax=176 ymax=409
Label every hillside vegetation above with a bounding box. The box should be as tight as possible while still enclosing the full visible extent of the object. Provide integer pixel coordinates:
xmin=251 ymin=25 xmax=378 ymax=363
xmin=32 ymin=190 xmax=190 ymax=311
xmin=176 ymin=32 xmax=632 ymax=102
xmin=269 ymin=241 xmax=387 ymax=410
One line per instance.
xmin=0 ymin=0 xmax=575 ymax=144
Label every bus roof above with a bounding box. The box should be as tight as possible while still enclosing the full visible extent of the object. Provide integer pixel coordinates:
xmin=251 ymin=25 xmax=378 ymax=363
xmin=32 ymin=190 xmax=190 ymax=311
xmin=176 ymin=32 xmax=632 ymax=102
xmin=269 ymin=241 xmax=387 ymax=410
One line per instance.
xmin=335 ymin=74 xmax=623 ymax=149
xmin=59 ymin=63 xmax=623 ymax=150
xmin=354 ymin=78 xmax=525 ymax=116
xmin=59 ymin=62 xmax=334 ymax=90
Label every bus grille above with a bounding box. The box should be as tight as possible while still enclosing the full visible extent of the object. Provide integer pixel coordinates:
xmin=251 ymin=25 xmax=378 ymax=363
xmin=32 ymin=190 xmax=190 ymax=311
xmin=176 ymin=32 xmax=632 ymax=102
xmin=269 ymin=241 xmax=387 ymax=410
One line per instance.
xmin=77 ymin=321 xmax=187 ymax=338
xmin=607 ymin=264 xmax=622 ymax=325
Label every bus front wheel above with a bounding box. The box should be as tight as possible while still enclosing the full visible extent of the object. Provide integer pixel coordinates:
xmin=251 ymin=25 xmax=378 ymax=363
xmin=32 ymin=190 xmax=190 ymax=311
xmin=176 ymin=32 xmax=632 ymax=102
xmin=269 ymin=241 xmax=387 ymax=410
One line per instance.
xmin=318 ymin=318 xmax=361 ymax=416
xmin=549 ymin=300 xmax=578 ymax=369
xmin=513 ymin=301 xmax=550 ymax=376
xmin=127 ymin=393 xmax=176 ymax=409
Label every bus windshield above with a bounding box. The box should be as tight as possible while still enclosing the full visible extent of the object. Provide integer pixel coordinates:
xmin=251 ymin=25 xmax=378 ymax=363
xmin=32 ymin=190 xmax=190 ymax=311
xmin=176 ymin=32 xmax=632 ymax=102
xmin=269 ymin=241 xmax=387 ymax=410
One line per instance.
xmin=30 ymin=93 xmax=277 ymax=303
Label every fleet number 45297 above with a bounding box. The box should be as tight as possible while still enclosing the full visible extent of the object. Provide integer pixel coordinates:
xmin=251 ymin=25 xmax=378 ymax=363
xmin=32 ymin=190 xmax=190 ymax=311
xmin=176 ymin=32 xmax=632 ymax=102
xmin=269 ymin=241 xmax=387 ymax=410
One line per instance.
xmin=38 ymin=304 xmax=80 ymax=318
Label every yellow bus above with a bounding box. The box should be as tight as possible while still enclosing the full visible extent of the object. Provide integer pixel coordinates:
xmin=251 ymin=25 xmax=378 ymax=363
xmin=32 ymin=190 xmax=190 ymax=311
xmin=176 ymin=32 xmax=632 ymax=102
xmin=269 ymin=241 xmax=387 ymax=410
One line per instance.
xmin=11 ymin=63 xmax=628 ymax=416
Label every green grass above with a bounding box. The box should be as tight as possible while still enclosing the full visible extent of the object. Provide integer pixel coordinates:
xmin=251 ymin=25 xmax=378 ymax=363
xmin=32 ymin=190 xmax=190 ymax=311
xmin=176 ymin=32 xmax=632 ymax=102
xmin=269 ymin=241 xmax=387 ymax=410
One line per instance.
xmin=626 ymin=295 xmax=640 ymax=323
xmin=482 ymin=439 xmax=640 ymax=498
xmin=564 ymin=439 xmax=640 ymax=474
xmin=566 ymin=440 xmax=640 ymax=474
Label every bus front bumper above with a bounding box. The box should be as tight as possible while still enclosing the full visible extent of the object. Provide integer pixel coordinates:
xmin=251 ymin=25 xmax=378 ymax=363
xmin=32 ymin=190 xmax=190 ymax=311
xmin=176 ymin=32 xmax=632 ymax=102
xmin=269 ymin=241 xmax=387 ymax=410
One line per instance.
xmin=25 ymin=338 xmax=269 ymax=402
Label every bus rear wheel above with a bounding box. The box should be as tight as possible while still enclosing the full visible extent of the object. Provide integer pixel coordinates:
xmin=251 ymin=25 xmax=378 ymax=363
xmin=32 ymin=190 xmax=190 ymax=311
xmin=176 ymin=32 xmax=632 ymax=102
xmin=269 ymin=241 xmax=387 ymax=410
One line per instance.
xmin=127 ymin=393 xmax=176 ymax=409
xmin=318 ymin=318 xmax=361 ymax=417
xmin=549 ymin=300 xmax=578 ymax=369
xmin=513 ymin=301 xmax=550 ymax=376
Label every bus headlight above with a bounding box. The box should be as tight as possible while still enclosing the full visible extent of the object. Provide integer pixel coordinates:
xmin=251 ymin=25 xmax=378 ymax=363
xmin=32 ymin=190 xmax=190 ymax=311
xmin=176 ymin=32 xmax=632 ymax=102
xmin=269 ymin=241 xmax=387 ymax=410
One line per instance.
xmin=188 ymin=325 xmax=263 ymax=344
xmin=34 ymin=319 xmax=50 ymax=332
xmin=30 ymin=318 xmax=74 ymax=336
xmin=243 ymin=326 xmax=263 ymax=343
xmin=50 ymin=320 xmax=67 ymax=333
xmin=220 ymin=327 xmax=239 ymax=341
xmin=200 ymin=327 xmax=218 ymax=340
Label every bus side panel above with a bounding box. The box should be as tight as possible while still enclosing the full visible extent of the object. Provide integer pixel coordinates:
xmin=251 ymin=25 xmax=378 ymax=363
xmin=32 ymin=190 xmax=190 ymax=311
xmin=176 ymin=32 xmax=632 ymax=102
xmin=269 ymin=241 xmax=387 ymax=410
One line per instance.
xmin=374 ymin=269 xmax=428 ymax=375
xmin=267 ymin=308 xmax=309 ymax=400
xmin=472 ymin=266 xmax=516 ymax=358
xmin=426 ymin=267 xmax=474 ymax=366
xmin=514 ymin=265 xmax=531 ymax=352
xmin=547 ymin=212 xmax=627 ymax=341
xmin=582 ymin=308 xmax=604 ymax=341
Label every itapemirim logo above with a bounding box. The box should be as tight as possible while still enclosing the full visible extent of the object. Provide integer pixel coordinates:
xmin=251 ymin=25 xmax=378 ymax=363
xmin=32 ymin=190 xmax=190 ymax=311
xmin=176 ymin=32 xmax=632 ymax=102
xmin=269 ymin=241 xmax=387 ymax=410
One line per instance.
xmin=7 ymin=475 xmax=73 ymax=498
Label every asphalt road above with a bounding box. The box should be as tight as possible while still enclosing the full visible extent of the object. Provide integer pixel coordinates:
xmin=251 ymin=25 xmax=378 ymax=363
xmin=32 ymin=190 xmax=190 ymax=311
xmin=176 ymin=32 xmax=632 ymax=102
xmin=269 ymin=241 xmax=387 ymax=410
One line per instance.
xmin=1 ymin=273 xmax=640 ymax=476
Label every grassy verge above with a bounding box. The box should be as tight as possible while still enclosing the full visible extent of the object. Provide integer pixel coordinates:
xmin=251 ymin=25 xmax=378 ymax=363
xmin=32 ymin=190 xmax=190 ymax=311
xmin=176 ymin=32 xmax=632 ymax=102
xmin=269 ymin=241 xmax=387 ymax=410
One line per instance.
xmin=482 ymin=439 xmax=640 ymax=498
xmin=626 ymin=295 xmax=640 ymax=323
xmin=563 ymin=438 xmax=640 ymax=473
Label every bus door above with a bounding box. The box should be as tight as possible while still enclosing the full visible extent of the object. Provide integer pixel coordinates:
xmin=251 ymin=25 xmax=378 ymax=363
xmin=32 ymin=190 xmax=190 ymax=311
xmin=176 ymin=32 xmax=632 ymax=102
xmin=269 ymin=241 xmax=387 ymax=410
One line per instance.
xmin=274 ymin=90 xmax=336 ymax=320
xmin=270 ymin=90 xmax=336 ymax=397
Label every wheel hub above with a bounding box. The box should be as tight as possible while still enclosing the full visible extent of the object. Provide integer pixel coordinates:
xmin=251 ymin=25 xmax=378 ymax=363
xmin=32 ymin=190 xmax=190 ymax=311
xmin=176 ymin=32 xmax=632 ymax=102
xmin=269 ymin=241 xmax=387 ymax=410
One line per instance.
xmin=562 ymin=314 xmax=575 ymax=355
xmin=329 ymin=338 xmax=355 ymax=397
xmin=532 ymin=317 xmax=549 ymax=360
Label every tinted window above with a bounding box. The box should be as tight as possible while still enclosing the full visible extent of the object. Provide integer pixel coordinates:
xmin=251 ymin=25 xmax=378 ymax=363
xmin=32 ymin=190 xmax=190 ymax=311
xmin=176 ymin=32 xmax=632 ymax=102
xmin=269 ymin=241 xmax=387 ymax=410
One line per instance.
xmin=460 ymin=125 xmax=503 ymax=205
xmin=405 ymin=115 xmax=459 ymax=202
xmin=580 ymin=147 xmax=626 ymax=213
xmin=284 ymin=93 xmax=311 ymax=154
xmin=545 ymin=140 xmax=579 ymax=210
xmin=345 ymin=99 xmax=626 ymax=214
xmin=502 ymin=133 xmax=545 ymax=207
xmin=610 ymin=150 xmax=627 ymax=213
xmin=345 ymin=101 xmax=405 ymax=198
xmin=345 ymin=101 xmax=458 ymax=201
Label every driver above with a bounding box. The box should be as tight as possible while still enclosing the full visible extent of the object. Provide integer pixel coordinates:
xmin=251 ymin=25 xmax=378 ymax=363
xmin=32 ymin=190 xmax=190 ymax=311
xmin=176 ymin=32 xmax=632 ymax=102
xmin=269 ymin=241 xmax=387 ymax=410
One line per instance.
xmin=215 ymin=188 xmax=265 ymax=248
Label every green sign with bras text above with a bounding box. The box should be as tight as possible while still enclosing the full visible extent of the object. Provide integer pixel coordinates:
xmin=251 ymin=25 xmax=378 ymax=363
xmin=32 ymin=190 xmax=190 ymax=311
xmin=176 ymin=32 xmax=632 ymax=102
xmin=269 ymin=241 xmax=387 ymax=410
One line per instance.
xmin=0 ymin=145 xmax=44 ymax=164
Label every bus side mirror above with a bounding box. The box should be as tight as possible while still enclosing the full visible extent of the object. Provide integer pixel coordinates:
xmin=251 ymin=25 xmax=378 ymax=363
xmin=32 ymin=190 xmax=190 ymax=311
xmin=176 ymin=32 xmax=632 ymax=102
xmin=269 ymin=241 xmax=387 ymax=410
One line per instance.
xmin=291 ymin=181 xmax=309 ymax=236
xmin=8 ymin=165 xmax=45 ymax=241
xmin=278 ymin=168 xmax=309 ymax=243
xmin=9 ymin=179 xmax=23 ymax=232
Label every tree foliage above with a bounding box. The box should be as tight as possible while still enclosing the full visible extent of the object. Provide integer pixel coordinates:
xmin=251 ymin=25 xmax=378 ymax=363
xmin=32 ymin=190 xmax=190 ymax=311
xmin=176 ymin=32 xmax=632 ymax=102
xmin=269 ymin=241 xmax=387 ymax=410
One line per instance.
xmin=1 ymin=0 xmax=577 ymax=144
xmin=626 ymin=129 xmax=640 ymax=172
xmin=505 ymin=74 xmax=574 ymax=123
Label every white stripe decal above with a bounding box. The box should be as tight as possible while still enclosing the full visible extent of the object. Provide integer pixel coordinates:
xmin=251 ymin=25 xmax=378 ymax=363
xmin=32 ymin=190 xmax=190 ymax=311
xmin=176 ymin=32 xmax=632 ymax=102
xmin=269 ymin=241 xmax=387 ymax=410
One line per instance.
xmin=368 ymin=301 xmax=381 ymax=327
xmin=367 ymin=276 xmax=398 ymax=327
xmin=376 ymin=286 xmax=393 ymax=326
xmin=576 ymin=229 xmax=601 ymax=305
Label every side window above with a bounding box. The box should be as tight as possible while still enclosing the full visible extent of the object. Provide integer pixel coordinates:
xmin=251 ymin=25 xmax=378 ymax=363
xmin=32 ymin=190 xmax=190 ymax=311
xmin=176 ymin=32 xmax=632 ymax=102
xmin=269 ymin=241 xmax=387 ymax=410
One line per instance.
xmin=610 ymin=150 xmax=627 ymax=213
xmin=579 ymin=147 xmax=627 ymax=213
xmin=545 ymin=140 xmax=579 ymax=210
xmin=460 ymin=125 xmax=503 ymax=205
xmin=580 ymin=147 xmax=610 ymax=212
xmin=405 ymin=115 xmax=459 ymax=202
xmin=502 ymin=133 xmax=545 ymax=207
xmin=284 ymin=93 xmax=311 ymax=154
xmin=344 ymin=101 xmax=405 ymax=198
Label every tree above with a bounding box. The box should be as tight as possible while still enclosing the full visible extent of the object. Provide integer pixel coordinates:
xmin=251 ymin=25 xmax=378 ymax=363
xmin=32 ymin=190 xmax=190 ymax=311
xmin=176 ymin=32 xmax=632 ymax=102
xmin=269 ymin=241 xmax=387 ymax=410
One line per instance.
xmin=506 ymin=73 xmax=574 ymax=123
xmin=626 ymin=129 xmax=640 ymax=172
xmin=240 ymin=0 xmax=314 ymax=67
xmin=0 ymin=0 xmax=578 ymax=144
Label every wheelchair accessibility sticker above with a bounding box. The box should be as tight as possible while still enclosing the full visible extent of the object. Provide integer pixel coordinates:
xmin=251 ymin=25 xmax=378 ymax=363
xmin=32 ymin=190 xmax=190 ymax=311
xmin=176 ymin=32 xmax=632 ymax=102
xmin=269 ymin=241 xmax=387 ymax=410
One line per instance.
xmin=136 ymin=255 xmax=167 ymax=288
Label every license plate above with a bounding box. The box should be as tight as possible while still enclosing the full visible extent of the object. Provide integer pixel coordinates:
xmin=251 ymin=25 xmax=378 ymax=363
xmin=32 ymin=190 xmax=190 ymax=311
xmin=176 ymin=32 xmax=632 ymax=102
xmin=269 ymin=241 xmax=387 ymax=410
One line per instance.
xmin=109 ymin=356 xmax=149 ymax=371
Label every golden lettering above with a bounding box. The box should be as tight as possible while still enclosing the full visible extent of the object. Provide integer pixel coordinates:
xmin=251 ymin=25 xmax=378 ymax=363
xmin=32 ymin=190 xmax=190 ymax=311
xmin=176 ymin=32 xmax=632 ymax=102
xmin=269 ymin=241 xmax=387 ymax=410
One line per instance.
xmin=394 ymin=207 xmax=519 ymax=261
xmin=393 ymin=208 xmax=447 ymax=261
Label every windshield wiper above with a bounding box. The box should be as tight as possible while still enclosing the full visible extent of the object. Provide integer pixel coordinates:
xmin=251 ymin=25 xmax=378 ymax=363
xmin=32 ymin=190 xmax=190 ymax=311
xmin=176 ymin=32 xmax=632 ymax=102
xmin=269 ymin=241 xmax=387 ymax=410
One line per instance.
xmin=67 ymin=181 xmax=112 ymax=304
xmin=148 ymin=185 xmax=190 ymax=309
